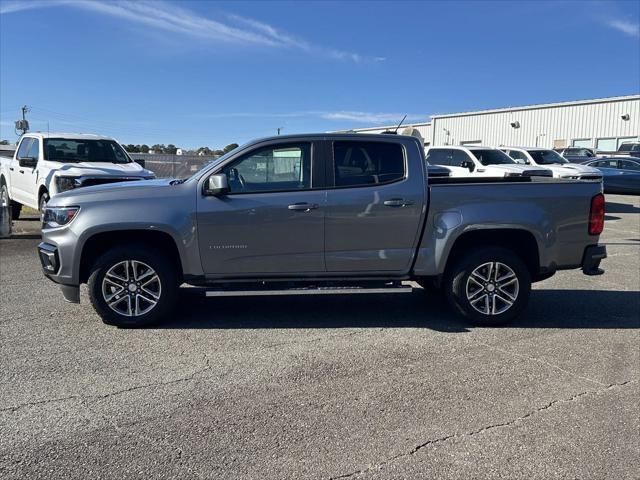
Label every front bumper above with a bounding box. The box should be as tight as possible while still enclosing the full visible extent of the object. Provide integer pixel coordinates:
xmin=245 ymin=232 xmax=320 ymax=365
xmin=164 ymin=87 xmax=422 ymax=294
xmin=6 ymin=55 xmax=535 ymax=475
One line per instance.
xmin=38 ymin=242 xmax=80 ymax=303
xmin=581 ymin=244 xmax=607 ymax=276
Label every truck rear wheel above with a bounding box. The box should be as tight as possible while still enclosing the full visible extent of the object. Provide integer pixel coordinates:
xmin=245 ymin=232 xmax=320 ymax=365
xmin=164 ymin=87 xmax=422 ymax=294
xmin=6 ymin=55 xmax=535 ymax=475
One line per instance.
xmin=444 ymin=247 xmax=531 ymax=326
xmin=88 ymin=245 xmax=178 ymax=327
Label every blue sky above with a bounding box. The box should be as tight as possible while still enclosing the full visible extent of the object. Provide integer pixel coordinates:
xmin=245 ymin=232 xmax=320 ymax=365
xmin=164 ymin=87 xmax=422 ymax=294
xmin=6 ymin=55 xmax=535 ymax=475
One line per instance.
xmin=1 ymin=0 xmax=639 ymax=149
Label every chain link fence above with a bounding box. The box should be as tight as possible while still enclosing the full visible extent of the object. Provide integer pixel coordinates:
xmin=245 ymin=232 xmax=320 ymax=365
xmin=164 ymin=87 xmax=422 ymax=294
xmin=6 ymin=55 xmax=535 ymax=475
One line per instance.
xmin=129 ymin=153 xmax=219 ymax=179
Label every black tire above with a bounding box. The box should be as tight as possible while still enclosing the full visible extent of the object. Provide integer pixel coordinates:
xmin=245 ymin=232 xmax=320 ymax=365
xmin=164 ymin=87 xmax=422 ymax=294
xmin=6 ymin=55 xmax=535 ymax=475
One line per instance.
xmin=39 ymin=191 xmax=50 ymax=217
xmin=11 ymin=202 xmax=21 ymax=220
xmin=88 ymin=245 xmax=178 ymax=327
xmin=443 ymin=247 xmax=531 ymax=326
xmin=0 ymin=183 xmax=21 ymax=220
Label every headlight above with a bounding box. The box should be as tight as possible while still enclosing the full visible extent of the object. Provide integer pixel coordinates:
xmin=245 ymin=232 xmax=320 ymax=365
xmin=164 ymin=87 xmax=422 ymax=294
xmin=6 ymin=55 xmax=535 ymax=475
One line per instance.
xmin=56 ymin=176 xmax=81 ymax=192
xmin=43 ymin=207 xmax=80 ymax=229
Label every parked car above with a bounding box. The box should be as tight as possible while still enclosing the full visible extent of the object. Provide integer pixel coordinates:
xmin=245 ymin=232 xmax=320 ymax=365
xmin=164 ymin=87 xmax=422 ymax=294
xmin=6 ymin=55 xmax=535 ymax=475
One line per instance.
xmin=0 ymin=133 xmax=155 ymax=219
xmin=555 ymin=147 xmax=597 ymax=163
xmin=581 ymin=157 xmax=640 ymax=195
xmin=501 ymin=147 xmax=602 ymax=180
xmin=425 ymin=146 xmax=552 ymax=178
xmin=38 ymin=133 xmax=606 ymax=328
xmin=615 ymin=141 xmax=640 ymax=158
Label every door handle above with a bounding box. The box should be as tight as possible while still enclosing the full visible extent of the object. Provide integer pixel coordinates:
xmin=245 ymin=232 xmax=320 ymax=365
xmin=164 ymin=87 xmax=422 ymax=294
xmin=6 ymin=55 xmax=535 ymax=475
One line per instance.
xmin=383 ymin=198 xmax=414 ymax=207
xmin=19 ymin=170 xmax=25 ymax=174
xmin=9 ymin=167 xmax=14 ymax=171
xmin=288 ymin=202 xmax=319 ymax=211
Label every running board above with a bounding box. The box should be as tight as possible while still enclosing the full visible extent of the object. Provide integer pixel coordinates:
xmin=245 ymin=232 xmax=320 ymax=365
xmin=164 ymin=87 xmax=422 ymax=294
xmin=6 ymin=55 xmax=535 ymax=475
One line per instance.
xmin=205 ymin=285 xmax=413 ymax=297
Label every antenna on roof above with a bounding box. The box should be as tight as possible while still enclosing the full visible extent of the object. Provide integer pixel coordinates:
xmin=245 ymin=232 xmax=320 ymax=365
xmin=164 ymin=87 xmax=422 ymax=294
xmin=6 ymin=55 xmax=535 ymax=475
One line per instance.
xmin=393 ymin=114 xmax=407 ymax=134
xmin=381 ymin=114 xmax=407 ymax=135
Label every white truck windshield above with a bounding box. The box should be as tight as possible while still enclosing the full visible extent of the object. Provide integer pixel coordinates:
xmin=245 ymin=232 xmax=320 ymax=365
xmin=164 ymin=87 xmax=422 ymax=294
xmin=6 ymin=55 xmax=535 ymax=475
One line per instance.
xmin=43 ymin=139 xmax=131 ymax=164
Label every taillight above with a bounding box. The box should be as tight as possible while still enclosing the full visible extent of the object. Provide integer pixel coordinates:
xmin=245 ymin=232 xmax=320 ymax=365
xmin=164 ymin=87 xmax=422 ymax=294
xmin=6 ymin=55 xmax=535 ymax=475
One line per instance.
xmin=589 ymin=193 xmax=605 ymax=235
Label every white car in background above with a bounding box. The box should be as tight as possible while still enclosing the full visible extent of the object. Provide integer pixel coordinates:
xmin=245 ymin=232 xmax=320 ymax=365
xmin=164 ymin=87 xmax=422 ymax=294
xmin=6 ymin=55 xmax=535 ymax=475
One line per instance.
xmin=425 ymin=146 xmax=553 ymax=178
xmin=501 ymin=147 xmax=602 ymax=180
xmin=0 ymin=132 xmax=155 ymax=219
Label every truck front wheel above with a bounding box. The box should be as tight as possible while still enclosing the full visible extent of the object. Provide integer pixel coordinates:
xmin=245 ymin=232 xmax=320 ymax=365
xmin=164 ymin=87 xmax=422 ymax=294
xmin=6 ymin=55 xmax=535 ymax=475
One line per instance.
xmin=0 ymin=183 xmax=21 ymax=220
xmin=444 ymin=247 xmax=531 ymax=326
xmin=87 ymin=245 xmax=178 ymax=327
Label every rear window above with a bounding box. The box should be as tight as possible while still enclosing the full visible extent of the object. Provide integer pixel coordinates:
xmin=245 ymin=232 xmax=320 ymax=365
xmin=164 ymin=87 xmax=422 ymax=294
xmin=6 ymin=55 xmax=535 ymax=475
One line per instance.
xmin=333 ymin=141 xmax=405 ymax=187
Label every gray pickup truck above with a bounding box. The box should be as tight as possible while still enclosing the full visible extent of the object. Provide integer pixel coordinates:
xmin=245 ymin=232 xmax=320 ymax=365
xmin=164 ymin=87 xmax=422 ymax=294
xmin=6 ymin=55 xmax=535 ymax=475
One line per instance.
xmin=38 ymin=134 xmax=607 ymax=328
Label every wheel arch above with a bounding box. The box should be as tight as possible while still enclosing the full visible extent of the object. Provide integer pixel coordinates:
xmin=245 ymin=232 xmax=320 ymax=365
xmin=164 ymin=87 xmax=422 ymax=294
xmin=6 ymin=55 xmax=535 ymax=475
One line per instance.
xmin=444 ymin=228 xmax=541 ymax=280
xmin=79 ymin=229 xmax=184 ymax=284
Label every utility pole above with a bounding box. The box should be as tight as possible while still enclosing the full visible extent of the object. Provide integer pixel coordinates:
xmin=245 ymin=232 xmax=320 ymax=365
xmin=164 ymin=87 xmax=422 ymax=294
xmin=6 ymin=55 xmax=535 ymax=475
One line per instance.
xmin=277 ymin=127 xmax=283 ymax=135
xmin=15 ymin=105 xmax=30 ymax=135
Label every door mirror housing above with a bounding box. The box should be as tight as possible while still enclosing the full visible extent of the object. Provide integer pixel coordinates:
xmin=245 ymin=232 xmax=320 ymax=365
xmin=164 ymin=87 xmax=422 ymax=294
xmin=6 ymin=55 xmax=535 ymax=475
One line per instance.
xmin=19 ymin=157 xmax=37 ymax=168
xmin=204 ymin=173 xmax=229 ymax=196
xmin=513 ymin=158 xmax=526 ymax=165
xmin=461 ymin=160 xmax=475 ymax=172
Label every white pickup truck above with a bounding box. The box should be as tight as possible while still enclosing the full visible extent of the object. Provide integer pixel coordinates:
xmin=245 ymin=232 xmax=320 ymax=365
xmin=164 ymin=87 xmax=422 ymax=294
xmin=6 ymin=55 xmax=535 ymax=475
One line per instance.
xmin=501 ymin=147 xmax=602 ymax=180
xmin=0 ymin=133 xmax=155 ymax=219
xmin=425 ymin=146 xmax=553 ymax=178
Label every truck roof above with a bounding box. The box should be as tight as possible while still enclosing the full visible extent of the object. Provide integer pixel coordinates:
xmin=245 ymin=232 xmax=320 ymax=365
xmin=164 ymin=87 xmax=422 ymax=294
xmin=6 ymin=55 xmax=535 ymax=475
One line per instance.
xmin=20 ymin=132 xmax=116 ymax=141
xmin=503 ymin=147 xmax=552 ymax=152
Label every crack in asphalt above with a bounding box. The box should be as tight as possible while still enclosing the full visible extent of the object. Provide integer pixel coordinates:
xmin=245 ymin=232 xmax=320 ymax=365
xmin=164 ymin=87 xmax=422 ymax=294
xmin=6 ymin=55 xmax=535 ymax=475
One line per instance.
xmin=478 ymin=342 xmax=608 ymax=387
xmin=329 ymin=380 xmax=634 ymax=480
xmin=0 ymin=356 xmax=211 ymax=413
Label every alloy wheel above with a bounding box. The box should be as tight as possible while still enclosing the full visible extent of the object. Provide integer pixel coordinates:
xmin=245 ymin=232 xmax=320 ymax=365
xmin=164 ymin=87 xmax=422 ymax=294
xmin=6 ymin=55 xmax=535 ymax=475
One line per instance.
xmin=465 ymin=261 xmax=519 ymax=315
xmin=101 ymin=260 xmax=162 ymax=317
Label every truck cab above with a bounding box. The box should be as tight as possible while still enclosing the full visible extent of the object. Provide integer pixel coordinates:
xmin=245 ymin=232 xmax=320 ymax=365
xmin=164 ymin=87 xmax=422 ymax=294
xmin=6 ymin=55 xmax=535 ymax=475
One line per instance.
xmin=0 ymin=132 xmax=155 ymax=219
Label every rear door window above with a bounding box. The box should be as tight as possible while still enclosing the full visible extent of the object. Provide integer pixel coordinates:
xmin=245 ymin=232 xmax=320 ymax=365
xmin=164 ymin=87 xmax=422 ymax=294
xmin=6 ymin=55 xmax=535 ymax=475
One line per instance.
xmin=333 ymin=141 xmax=405 ymax=187
xmin=619 ymin=160 xmax=640 ymax=171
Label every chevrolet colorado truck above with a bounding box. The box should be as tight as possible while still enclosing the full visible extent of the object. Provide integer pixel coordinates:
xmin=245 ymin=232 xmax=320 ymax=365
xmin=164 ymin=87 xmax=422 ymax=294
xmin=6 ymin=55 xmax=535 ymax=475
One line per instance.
xmin=0 ymin=132 xmax=155 ymax=219
xmin=38 ymin=134 xmax=607 ymax=328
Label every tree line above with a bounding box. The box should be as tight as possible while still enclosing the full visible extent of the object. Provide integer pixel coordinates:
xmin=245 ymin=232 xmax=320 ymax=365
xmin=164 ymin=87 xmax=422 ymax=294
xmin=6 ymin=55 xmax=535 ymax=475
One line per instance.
xmin=123 ymin=143 xmax=239 ymax=156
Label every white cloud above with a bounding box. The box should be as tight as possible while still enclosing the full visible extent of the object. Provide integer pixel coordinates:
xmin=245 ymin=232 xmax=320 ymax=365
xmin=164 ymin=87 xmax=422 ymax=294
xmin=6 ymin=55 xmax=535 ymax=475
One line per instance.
xmin=1 ymin=0 xmax=375 ymax=61
xmin=320 ymin=111 xmax=425 ymax=124
xmin=193 ymin=111 xmax=426 ymax=124
xmin=606 ymin=19 xmax=640 ymax=38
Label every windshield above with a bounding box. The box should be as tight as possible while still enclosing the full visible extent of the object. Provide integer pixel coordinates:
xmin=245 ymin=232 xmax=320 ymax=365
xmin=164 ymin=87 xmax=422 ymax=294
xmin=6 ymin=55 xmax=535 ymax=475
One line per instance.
xmin=44 ymin=138 xmax=132 ymax=163
xmin=528 ymin=150 xmax=568 ymax=165
xmin=470 ymin=149 xmax=516 ymax=166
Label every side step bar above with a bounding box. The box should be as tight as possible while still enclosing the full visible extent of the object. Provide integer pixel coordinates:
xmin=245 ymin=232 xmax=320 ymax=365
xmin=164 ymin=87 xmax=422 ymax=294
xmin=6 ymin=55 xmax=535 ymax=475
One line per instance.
xmin=205 ymin=285 xmax=413 ymax=297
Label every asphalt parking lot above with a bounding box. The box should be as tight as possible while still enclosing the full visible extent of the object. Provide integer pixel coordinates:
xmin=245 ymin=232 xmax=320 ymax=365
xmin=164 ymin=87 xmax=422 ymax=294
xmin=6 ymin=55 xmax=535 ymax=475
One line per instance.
xmin=1 ymin=195 xmax=639 ymax=479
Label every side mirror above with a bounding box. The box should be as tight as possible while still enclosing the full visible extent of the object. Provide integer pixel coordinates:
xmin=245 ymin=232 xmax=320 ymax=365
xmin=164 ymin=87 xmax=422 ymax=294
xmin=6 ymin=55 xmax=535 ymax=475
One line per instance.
xmin=19 ymin=157 xmax=37 ymax=168
xmin=461 ymin=160 xmax=475 ymax=172
xmin=513 ymin=158 xmax=526 ymax=165
xmin=204 ymin=173 xmax=229 ymax=196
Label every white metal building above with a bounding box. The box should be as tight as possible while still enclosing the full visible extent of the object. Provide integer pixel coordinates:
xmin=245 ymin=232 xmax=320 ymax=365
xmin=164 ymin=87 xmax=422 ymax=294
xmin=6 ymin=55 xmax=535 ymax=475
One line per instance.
xmin=345 ymin=95 xmax=639 ymax=151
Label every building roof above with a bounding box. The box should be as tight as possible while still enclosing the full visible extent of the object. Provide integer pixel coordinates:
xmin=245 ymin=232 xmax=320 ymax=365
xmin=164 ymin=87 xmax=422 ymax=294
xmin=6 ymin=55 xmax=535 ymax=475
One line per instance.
xmin=430 ymin=94 xmax=640 ymax=119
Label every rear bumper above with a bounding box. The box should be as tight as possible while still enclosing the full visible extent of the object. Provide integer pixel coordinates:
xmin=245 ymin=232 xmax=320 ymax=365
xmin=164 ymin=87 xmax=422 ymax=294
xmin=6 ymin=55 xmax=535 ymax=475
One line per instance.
xmin=581 ymin=244 xmax=607 ymax=276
